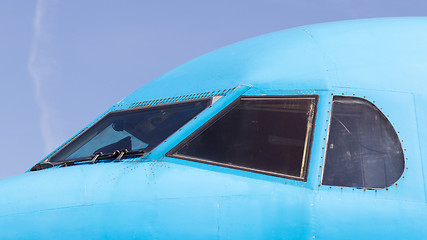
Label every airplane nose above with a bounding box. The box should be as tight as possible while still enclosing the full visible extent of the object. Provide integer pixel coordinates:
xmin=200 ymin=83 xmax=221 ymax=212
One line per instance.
xmin=0 ymin=160 xmax=309 ymax=239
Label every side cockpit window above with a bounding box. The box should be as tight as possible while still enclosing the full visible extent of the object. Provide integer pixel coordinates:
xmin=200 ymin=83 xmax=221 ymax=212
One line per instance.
xmin=322 ymin=96 xmax=404 ymax=189
xmin=169 ymin=96 xmax=317 ymax=180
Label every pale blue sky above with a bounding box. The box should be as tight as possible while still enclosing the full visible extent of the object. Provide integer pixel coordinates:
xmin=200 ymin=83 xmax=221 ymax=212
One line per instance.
xmin=0 ymin=0 xmax=426 ymax=179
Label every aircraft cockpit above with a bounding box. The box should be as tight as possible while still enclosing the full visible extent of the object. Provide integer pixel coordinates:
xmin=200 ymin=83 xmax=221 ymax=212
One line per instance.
xmin=30 ymin=92 xmax=404 ymax=190
xmin=3 ymin=18 xmax=426 ymax=239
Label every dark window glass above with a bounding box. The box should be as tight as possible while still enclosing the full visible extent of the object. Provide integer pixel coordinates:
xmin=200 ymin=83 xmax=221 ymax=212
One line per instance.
xmin=170 ymin=97 xmax=317 ymax=179
xmin=322 ymin=96 xmax=404 ymax=189
xmin=48 ymin=99 xmax=210 ymax=163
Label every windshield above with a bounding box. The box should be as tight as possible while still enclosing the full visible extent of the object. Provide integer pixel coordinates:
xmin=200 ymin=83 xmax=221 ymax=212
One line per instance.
xmin=48 ymin=99 xmax=210 ymax=163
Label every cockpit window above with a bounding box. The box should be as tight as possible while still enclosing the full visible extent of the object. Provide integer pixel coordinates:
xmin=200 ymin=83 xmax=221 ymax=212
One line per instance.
xmin=322 ymin=96 xmax=404 ymax=189
xmin=47 ymin=99 xmax=210 ymax=164
xmin=168 ymin=96 xmax=317 ymax=180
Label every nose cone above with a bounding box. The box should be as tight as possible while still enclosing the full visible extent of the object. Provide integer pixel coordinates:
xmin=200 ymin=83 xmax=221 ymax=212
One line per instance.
xmin=0 ymin=160 xmax=310 ymax=239
xmin=0 ymin=161 xmax=169 ymax=218
xmin=0 ymin=162 xmax=152 ymax=239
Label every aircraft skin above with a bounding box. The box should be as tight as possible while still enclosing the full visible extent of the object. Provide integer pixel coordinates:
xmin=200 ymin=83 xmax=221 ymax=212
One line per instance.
xmin=1 ymin=17 xmax=427 ymax=239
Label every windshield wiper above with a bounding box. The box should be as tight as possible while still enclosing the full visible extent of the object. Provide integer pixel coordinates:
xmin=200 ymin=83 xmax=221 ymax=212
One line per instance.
xmin=113 ymin=149 xmax=145 ymax=162
xmin=30 ymin=158 xmax=92 ymax=171
xmin=30 ymin=149 xmax=145 ymax=171
xmin=91 ymin=152 xmax=103 ymax=164
xmin=114 ymin=149 xmax=127 ymax=162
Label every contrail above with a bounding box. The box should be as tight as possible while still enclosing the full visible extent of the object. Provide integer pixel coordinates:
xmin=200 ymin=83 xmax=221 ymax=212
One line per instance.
xmin=28 ymin=0 xmax=58 ymax=155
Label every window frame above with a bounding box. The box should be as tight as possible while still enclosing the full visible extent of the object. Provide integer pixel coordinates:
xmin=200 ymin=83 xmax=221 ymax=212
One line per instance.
xmin=167 ymin=95 xmax=318 ymax=181
xmin=42 ymin=98 xmax=213 ymax=164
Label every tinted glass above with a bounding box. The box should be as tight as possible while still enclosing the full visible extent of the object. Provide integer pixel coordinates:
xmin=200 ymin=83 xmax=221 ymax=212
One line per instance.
xmin=171 ymin=97 xmax=317 ymax=179
xmin=48 ymin=99 xmax=210 ymax=163
xmin=322 ymin=97 xmax=404 ymax=189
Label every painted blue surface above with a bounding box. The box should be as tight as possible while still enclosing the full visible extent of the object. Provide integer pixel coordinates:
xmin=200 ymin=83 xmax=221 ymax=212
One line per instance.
xmin=1 ymin=17 xmax=427 ymax=239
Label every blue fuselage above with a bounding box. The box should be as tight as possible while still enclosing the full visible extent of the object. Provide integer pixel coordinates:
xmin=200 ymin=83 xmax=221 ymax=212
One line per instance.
xmin=1 ymin=17 xmax=427 ymax=239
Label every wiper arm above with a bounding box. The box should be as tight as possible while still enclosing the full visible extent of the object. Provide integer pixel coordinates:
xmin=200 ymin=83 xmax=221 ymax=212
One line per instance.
xmin=31 ymin=149 xmax=146 ymax=171
xmin=60 ymin=157 xmax=94 ymax=167
xmin=91 ymin=152 xmax=103 ymax=164
xmin=62 ymin=148 xmax=144 ymax=165
xmin=30 ymin=157 xmax=92 ymax=171
xmin=31 ymin=154 xmax=103 ymax=171
xmin=62 ymin=149 xmax=144 ymax=165
xmin=114 ymin=149 xmax=128 ymax=162
xmin=114 ymin=149 xmax=146 ymax=162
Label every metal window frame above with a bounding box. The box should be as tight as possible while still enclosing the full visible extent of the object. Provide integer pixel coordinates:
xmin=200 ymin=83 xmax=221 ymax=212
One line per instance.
xmin=167 ymin=95 xmax=318 ymax=181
